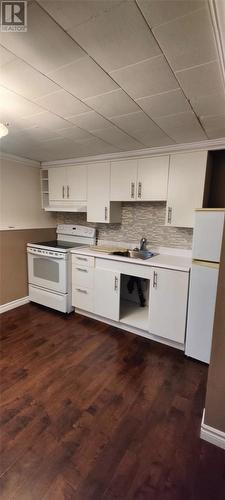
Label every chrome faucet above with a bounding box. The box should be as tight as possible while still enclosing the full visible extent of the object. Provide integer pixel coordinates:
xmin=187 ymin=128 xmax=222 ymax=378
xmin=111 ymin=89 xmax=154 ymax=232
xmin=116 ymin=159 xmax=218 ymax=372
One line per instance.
xmin=140 ymin=237 xmax=147 ymax=251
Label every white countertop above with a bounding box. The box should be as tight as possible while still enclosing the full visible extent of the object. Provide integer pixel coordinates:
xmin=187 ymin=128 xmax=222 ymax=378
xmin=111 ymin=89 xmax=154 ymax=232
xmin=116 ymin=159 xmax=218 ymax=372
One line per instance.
xmin=71 ymin=247 xmax=191 ymax=272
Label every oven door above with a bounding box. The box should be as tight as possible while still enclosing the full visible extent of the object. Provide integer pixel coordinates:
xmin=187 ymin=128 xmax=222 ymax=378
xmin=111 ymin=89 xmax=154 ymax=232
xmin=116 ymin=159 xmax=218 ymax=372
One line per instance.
xmin=27 ymin=249 xmax=67 ymax=294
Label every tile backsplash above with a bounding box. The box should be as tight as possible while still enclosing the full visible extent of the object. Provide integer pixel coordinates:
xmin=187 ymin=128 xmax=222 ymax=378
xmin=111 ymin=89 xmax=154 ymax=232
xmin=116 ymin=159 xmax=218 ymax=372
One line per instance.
xmin=57 ymin=202 xmax=193 ymax=249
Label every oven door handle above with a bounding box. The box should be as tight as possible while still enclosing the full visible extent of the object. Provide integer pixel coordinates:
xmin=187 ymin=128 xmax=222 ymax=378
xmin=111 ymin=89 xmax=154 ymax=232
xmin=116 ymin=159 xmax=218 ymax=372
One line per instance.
xmin=27 ymin=249 xmax=65 ymax=259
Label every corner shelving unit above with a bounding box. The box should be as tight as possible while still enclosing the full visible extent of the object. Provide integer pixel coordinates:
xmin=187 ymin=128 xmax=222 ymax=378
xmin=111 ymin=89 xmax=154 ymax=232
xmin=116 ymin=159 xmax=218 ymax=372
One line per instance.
xmin=40 ymin=169 xmax=49 ymax=209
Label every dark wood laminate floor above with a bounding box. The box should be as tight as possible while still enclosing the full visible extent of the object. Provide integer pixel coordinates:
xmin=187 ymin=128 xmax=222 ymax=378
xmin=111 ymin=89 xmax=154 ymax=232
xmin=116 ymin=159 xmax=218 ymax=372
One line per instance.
xmin=0 ymin=303 xmax=225 ymax=500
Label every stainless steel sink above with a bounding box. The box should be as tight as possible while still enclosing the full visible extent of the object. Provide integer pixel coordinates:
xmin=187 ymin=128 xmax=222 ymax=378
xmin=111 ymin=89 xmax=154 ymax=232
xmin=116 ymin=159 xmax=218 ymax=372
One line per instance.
xmin=128 ymin=250 xmax=157 ymax=260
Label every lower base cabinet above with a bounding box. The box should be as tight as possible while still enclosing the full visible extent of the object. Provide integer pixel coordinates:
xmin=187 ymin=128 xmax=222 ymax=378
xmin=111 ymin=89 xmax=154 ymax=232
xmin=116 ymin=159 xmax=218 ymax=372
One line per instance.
xmin=149 ymin=267 xmax=189 ymax=344
xmin=72 ymin=255 xmax=189 ymax=347
xmin=94 ymin=268 xmax=120 ymax=321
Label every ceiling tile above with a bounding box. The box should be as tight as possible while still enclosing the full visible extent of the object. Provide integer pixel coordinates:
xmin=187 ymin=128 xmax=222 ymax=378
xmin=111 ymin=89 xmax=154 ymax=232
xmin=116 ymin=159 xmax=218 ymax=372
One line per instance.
xmin=18 ymin=111 xmax=72 ymax=130
xmin=66 ymin=111 xmax=111 ymax=131
xmin=200 ymin=115 xmax=225 ymax=139
xmin=152 ymin=7 xmax=217 ymax=71
xmin=8 ymin=126 xmax=61 ymax=141
xmin=111 ymin=56 xmax=178 ymax=99
xmin=112 ymin=111 xmax=174 ymax=146
xmin=190 ymin=93 xmax=225 ymax=118
xmin=38 ymin=0 xmax=122 ymax=32
xmin=49 ymin=57 xmax=118 ymax=99
xmin=57 ymin=126 xmax=94 ymax=142
xmin=0 ymin=87 xmax=44 ymax=123
xmin=136 ymin=89 xmax=191 ymax=117
xmin=176 ymin=61 xmax=224 ymax=100
xmin=34 ymin=90 xmax=90 ymax=118
xmin=84 ymin=89 xmax=139 ymax=118
xmin=137 ymin=0 xmax=205 ymax=28
xmin=0 ymin=59 xmax=59 ymax=99
xmin=154 ymin=111 xmax=207 ymax=142
xmin=91 ymin=124 xmax=144 ymax=149
xmin=0 ymin=2 xmax=86 ymax=74
xmin=69 ymin=1 xmax=160 ymax=72
xmin=0 ymin=46 xmax=16 ymax=66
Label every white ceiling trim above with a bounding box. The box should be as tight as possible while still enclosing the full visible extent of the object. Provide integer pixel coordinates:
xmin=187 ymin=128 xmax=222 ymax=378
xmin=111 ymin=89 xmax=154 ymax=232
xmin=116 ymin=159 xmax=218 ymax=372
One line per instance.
xmin=0 ymin=152 xmax=41 ymax=167
xmin=42 ymin=137 xmax=225 ymax=167
xmin=208 ymin=0 xmax=225 ymax=93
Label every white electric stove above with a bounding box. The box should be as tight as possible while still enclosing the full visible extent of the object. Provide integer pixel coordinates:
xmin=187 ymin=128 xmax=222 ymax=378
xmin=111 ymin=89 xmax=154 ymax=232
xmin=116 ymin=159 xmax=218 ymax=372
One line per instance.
xmin=27 ymin=224 xmax=96 ymax=313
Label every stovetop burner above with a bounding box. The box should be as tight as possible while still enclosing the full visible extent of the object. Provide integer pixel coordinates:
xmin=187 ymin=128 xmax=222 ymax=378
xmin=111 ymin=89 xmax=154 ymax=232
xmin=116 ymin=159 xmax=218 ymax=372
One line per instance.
xmin=35 ymin=240 xmax=83 ymax=249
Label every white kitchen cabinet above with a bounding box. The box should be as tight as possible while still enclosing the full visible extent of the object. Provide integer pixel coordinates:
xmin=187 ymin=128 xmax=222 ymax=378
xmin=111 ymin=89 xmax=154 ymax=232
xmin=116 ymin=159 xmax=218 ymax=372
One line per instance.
xmin=48 ymin=164 xmax=87 ymax=207
xmin=149 ymin=267 xmax=189 ymax=344
xmin=48 ymin=167 xmax=67 ymax=202
xmin=110 ymin=159 xmax=137 ymax=201
xmin=166 ymin=151 xmax=208 ymax=227
xmin=66 ymin=165 xmax=87 ymax=201
xmin=94 ymin=268 xmax=120 ymax=321
xmin=137 ymin=156 xmax=169 ymax=201
xmin=110 ymin=156 xmax=169 ymax=201
xmin=87 ymin=162 xmax=121 ymax=223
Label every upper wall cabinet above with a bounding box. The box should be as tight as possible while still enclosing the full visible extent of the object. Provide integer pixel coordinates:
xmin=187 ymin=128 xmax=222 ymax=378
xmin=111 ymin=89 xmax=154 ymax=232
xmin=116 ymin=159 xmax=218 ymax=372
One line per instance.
xmin=137 ymin=157 xmax=169 ymax=201
xmin=48 ymin=165 xmax=87 ymax=209
xmin=110 ymin=156 xmax=169 ymax=202
xmin=166 ymin=151 xmax=208 ymax=228
xmin=87 ymin=162 xmax=121 ymax=223
xmin=110 ymin=159 xmax=137 ymax=201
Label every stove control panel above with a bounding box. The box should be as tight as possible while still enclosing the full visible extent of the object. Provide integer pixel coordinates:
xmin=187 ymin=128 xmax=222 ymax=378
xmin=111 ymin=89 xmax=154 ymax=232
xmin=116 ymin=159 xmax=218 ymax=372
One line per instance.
xmin=57 ymin=224 xmax=96 ymax=238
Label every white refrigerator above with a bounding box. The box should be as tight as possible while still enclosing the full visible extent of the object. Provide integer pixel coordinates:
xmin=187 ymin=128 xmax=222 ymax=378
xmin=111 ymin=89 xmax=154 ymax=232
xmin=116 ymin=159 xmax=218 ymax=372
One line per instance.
xmin=185 ymin=209 xmax=225 ymax=363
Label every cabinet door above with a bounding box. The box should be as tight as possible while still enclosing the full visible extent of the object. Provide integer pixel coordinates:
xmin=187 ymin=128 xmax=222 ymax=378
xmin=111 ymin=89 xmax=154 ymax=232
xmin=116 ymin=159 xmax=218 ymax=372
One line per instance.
xmin=67 ymin=165 xmax=87 ymax=201
xmin=149 ymin=267 xmax=189 ymax=344
xmin=110 ymin=159 xmax=137 ymax=201
xmin=94 ymin=268 xmax=120 ymax=321
xmin=166 ymin=151 xmax=207 ymax=227
xmin=48 ymin=167 xmax=66 ymax=201
xmin=87 ymin=162 xmax=110 ymax=223
xmin=137 ymin=156 xmax=169 ymax=201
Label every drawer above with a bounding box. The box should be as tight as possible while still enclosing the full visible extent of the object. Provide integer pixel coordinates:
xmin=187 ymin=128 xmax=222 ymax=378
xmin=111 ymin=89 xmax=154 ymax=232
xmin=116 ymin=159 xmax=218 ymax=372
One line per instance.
xmin=72 ymin=266 xmax=94 ymax=289
xmin=72 ymin=288 xmax=93 ymax=312
xmin=72 ymin=254 xmax=95 ymax=268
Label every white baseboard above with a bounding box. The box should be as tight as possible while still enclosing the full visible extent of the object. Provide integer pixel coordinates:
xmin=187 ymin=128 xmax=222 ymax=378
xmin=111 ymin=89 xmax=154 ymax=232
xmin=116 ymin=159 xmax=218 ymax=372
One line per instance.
xmin=200 ymin=409 xmax=225 ymax=450
xmin=0 ymin=296 xmax=30 ymax=314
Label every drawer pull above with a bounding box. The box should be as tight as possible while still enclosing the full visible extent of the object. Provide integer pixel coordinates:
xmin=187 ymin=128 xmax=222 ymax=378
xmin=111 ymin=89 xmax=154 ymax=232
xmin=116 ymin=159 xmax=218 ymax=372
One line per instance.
xmin=76 ymin=267 xmax=88 ymax=273
xmin=153 ymin=271 xmax=158 ymax=288
xmin=76 ymin=288 xmax=88 ymax=294
xmin=76 ymin=257 xmax=88 ymax=261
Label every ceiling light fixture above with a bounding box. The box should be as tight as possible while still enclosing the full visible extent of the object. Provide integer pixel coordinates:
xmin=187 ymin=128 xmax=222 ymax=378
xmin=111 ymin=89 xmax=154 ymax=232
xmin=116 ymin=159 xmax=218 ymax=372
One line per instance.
xmin=0 ymin=123 xmax=9 ymax=138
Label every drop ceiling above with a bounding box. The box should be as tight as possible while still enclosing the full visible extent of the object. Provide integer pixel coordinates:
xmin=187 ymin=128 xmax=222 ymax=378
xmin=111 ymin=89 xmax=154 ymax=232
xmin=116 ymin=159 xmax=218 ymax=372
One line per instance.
xmin=0 ymin=0 xmax=225 ymax=162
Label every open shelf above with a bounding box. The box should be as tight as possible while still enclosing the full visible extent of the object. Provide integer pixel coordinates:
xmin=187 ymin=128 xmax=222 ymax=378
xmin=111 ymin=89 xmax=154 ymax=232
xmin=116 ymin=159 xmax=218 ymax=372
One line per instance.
xmin=120 ymin=299 xmax=149 ymax=330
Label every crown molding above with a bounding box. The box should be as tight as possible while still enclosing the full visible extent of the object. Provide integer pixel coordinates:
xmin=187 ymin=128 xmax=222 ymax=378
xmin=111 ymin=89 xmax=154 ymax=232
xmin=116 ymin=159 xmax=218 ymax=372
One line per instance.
xmin=41 ymin=137 xmax=225 ymax=167
xmin=0 ymin=152 xmax=40 ymax=167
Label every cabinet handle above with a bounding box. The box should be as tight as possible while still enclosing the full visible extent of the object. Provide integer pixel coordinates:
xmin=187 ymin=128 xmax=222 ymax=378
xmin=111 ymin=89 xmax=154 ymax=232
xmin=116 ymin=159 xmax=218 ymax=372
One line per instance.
xmin=131 ymin=182 xmax=135 ymax=199
xmin=114 ymin=275 xmax=119 ymax=291
xmin=138 ymin=181 xmax=142 ymax=199
xmin=76 ymin=267 xmax=88 ymax=273
xmin=167 ymin=207 xmax=172 ymax=224
xmin=105 ymin=206 xmax=108 ymax=221
xmin=62 ymin=185 xmax=65 ymax=199
xmin=67 ymin=185 xmax=69 ymax=198
xmin=153 ymin=271 xmax=158 ymax=288
xmin=76 ymin=288 xmax=88 ymax=294
xmin=77 ymin=257 xmax=88 ymax=262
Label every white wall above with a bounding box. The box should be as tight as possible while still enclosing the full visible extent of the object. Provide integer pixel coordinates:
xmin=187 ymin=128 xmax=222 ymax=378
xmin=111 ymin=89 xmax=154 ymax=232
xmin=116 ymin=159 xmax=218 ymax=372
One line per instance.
xmin=0 ymin=156 xmax=56 ymax=229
